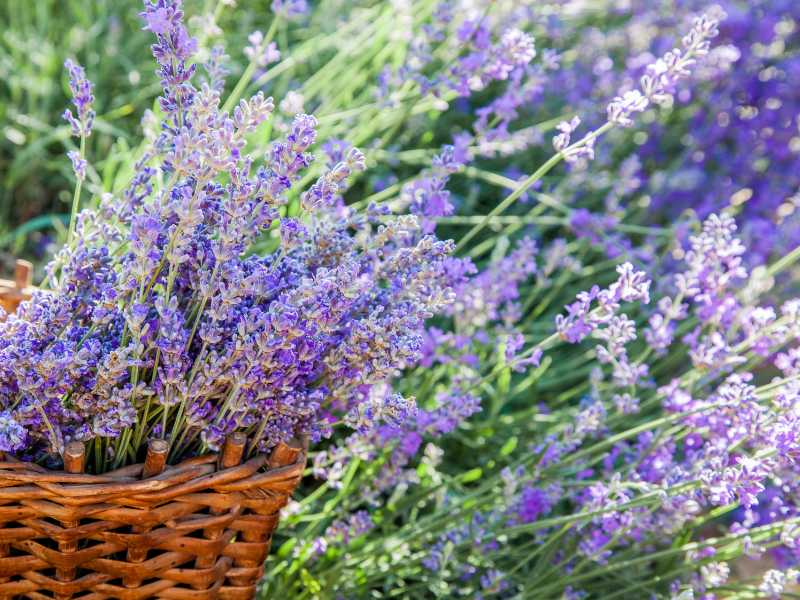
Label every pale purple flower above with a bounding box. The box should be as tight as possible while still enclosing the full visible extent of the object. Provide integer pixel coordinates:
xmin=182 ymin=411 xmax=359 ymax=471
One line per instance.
xmin=486 ymin=29 xmax=536 ymax=81
xmin=271 ymin=0 xmax=308 ymax=20
xmin=607 ymin=90 xmax=649 ymax=127
xmin=0 ymin=412 xmax=26 ymax=452
xmin=556 ymin=262 xmax=650 ymax=343
xmin=759 ymin=569 xmax=799 ymax=599
xmin=68 ymin=150 xmax=87 ymax=182
xmin=606 ymin=14 xmax=719 ymax=129
xmin=700 ymin=562 xmax=730 ymax=588
xmin=62 ymin=59 xmax=95 ymax=138
xmin=245 ymin=31 xmax=281 ymax=67
xmin=553 ymin=116 xmax=580 ymax=152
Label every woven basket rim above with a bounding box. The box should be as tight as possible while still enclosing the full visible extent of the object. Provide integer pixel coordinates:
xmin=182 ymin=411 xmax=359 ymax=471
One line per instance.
xmin=0 ymin=437 xmax=307 ymax=501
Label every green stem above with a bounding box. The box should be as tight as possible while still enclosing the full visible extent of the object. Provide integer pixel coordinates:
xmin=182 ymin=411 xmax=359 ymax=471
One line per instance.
xmin=221 ymin=18 xmax=279 ymax=113
xmin=455 ymin=122 xmax=614 ymax=252
xmin=66 ymin=134 xmax=86 ymax=245
xmin=767 ymin=242 xmax=800 ymax=277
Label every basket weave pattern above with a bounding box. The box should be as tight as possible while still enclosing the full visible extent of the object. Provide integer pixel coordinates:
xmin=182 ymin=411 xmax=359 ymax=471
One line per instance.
xmin=0 ymin=440 xmax=305 ymax=599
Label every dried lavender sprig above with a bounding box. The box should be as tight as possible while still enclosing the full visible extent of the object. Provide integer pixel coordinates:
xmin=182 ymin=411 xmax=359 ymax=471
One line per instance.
xmin=62 ymin=59 xmax=95 ymax=245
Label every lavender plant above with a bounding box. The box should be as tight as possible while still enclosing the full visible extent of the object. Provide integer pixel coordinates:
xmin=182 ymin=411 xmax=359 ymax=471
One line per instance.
xmin=541 ymin=0 xmax=800 ymax=265
xmin=0 ymin=0 xmax=460 ymax=471
xmin=247 ymin=7 xmax=800 ymax=599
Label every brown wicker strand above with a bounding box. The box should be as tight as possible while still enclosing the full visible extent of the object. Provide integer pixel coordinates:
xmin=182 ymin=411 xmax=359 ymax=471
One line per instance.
xmin=194 ymin=435 xmax=247 ymax=586
xmin=123 ymin=440 xmax=169 ymax=589
xmin=224 ymin=439 xmax=305 ymax=593
xmin=55 ymin=442 xmax=86 ymax=595
xmin=141 ymin=441 xmax=169 ymax=480
xmin=0 ymin=451 xmax=11 ymax=599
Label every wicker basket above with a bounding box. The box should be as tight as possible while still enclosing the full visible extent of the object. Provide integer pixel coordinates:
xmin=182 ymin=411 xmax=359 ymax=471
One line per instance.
xmin=0 ymin=260 xmax=33 ymax=317
xmin=0 ymin=434 xmax=306 ymax=599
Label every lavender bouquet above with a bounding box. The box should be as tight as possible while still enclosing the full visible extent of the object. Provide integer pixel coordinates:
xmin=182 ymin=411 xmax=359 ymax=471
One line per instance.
xmin=0 ymin=0 xmax=458 ymax=473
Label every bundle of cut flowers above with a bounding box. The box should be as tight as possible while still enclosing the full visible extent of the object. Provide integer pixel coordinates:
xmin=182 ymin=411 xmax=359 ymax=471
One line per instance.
xmin=0 ymin=0 xmax=459 ymax=473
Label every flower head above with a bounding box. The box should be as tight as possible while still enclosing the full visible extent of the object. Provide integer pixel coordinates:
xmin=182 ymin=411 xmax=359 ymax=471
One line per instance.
xmin=62 ymin=59 xmax=95 ymax=138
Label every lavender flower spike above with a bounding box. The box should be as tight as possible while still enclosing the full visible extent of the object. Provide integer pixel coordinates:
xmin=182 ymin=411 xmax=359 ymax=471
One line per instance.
xmin=245 ymin=31 xmax=281 ymax=67
xmin=62 ymin=59 xmax=95 ymax=138
xmin=607 ymin=14 xmax=719 ymax=127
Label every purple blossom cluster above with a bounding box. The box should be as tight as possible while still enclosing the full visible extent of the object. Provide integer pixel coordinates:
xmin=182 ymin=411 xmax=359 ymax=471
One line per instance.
xmin=62 ymin=58 xmax=95 ymax=184
xmin=403 ymin=145 xmax=465 ymax=232
xmin=271 ymin=0 xmax=308 ymax=21
xmin=309 ymin=238 xmax=545 ymax=529
xmin=399 ymin=205 xmax=800 ymax=598
xmin=548 ymin=13 xmax=719 ymax=170
xmin=555 ymin=262 xmax=651 ymax=344
xmin=544 ymin=0 xmax=800 ymax=263
xmin=244 ymin=31 xmax=280 ymax=68
xmin=379 ymin=8 xmax=538 ymax=108
xmin=0 ymin=0 xmax=461 ymax=467
xmin=607 ymin=15 xmax=718 ymax=127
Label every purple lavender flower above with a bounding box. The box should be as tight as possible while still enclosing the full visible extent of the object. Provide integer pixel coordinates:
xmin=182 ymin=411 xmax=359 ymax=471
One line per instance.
xmin=0 ymin=412 xmax=26 ymax=452
xmin=62 ymin=59 xmax=95 ymax=138
xmin=203 ymin=45 xmax=229 ymax=92
xmin=67 ymin=150 xmax=87 ymax=182
xmin=324 ymin=510 xmax=374 ymax=544
xmin=485 ymin=29 xmax=536 ymax=81
xmin=279 ymin=218 xmax=308 ymax=251
xmin=606 ymin=90 xmax=649 ymax=127
xmin=140 ymin=0 xmax=198 ymax=139
xmin=245 ymin=31 xmax=281 ymax=67
xmin=553 ymin=116 xmax=580 ymax=152
xmin=403 ymin=144 xmax=465 ymax=232
xmin=0 ymin=0 xmax=461 ymax=468
xmin=271 ymin=0 xmax=308 ymax=20
xmin=759 ymin=569 xmax=799 ymax=599
xmin=556 ymin=262 xmax=650 ymax=344
xmin=301 ymin=146 xmax=366 ymax=211
xmin=607 ymin=14 xmax=719 ymax=128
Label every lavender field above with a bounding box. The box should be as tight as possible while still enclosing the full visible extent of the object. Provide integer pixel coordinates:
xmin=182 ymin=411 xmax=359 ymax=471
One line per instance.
xmin=0 ymin=0 xmax=799 ymax=598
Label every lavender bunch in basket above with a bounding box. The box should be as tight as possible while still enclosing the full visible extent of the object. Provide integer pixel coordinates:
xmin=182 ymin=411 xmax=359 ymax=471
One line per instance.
xmin=0 ymin=0 xmax=458 ymax=471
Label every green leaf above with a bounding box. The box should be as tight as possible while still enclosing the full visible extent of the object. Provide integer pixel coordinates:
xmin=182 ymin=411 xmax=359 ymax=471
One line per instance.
xmin=500 ymin=436 xmax=518 ymax=456
xmin=277 ymin=538 xmax=296 ymax=559
xmin=460 ymin=468 xmax=482 ymax=483
xmin=300 ymin=569 xmax=322 ymax=595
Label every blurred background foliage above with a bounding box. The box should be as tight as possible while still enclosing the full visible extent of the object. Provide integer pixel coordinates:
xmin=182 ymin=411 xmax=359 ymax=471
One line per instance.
xmin=0 ymin=0 xmax=295 ymax=266
xmin=0 ymin=1 xmax=153 ymax=254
